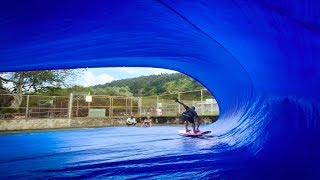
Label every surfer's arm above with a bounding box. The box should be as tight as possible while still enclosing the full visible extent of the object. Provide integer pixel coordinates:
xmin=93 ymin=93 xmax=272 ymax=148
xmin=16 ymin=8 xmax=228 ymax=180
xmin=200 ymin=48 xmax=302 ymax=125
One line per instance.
xmin=174 ymin=98 xmax=188 ymax=108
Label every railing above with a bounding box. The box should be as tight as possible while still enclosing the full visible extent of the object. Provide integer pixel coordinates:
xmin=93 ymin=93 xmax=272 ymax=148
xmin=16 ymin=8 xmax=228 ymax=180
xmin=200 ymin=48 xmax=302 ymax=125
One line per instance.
xmin=0 ymin=89 xmax=219 ymax=119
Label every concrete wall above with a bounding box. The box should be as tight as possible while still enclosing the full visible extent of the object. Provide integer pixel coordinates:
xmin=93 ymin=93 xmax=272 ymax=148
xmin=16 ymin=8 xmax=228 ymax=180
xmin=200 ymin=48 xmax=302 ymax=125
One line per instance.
xmin=0 ymin=116 xmax=218 ymax=131
xmin=0 ymin=118 xmax=127 ymax=131
xmin=70 ymin=117 xmax=128 ymax=128
xmin=0 ymin=119 xmax=71 ymax=131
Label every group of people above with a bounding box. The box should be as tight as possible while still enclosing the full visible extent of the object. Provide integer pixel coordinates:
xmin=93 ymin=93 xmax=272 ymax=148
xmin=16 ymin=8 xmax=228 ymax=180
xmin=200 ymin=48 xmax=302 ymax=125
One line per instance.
xmin=126 ymin=98 xmax=201 ymax=132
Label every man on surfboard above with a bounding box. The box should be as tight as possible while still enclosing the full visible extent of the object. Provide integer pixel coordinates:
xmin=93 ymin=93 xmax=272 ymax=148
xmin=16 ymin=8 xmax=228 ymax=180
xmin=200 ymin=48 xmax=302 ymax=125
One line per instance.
xmin=174 ymin=98 xmax=200 ymax=133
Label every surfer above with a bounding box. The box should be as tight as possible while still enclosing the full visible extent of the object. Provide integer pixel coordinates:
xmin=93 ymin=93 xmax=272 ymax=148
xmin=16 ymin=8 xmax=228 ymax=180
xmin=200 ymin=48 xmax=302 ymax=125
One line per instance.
xmin=174 ymin=98 xmax=200 ymax=133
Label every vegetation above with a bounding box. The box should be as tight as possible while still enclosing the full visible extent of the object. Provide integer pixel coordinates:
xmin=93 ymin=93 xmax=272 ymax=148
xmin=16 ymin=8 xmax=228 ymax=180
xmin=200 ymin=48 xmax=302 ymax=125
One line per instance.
xmin=0 ymin=70 xmax=82 ymax=110
xmin=0 ymin=71 xmax=219 ymax=118
xmin=93 ymin=73 xmax=204 ymax=96
xmin=0 ymin=71 xmax=207 ymax=98
xmin=0 ymin=71 xmax=210 ymax=113
xmin=35 ymin=86 xmax=133 ymax=97
xmin=92 ymin=87 xmax=133 ymax=96
xmin=37 ymin=86 xmax=92 ymax=96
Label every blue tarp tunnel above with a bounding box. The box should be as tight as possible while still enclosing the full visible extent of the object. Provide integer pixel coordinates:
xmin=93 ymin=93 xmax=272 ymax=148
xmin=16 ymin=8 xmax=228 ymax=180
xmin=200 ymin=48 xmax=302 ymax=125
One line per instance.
xmin=1 ymin=0 xmax=320 ymax=178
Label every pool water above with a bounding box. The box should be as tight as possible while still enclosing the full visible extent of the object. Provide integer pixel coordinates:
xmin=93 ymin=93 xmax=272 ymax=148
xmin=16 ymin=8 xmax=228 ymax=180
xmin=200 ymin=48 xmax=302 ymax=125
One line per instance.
xmin=0 ymin=125 xmax=232 ymax=179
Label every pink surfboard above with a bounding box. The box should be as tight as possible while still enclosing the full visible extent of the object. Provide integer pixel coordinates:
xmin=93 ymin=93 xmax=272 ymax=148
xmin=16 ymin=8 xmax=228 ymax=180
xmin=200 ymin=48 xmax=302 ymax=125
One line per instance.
xmin=178 ymin=130 xmax=211 ymax=136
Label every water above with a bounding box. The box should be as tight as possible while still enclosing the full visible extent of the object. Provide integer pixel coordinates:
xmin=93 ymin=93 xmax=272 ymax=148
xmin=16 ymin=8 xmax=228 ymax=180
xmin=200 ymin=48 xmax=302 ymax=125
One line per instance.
xmin=1 ymin=95 xmax=320 ymax=179
xmin=0 ymin=126 xmax=229 ymax=179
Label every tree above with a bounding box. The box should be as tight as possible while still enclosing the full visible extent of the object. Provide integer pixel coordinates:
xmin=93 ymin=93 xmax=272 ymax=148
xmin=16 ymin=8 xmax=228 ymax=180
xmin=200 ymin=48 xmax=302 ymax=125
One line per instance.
xmin=92 ymin=86 xmax=133 ymax=96
xmin=0 ymin=70 xmax=82 ymax=110
xmin=93 ymin=73 xmax=205 ymax=96
xmin=164 ymin=78 xmax=198 ymax=94
xmin=37 ymin=85 xmax=92 ymax=96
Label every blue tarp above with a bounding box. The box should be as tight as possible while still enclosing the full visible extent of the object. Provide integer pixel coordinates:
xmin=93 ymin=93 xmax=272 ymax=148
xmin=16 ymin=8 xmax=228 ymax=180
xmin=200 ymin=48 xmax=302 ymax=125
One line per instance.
xmin=1 ymin=0 xmax=320 ymax=178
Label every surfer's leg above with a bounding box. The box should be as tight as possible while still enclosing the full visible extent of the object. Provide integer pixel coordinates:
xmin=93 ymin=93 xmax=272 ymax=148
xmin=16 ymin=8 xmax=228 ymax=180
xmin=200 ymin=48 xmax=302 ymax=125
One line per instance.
xmin=192 ymin=123 xmax=197 ymax=133
xmin=196 ymin=119 xmax=201 ymax=131
xmin=188 ymin=118 xmax=196 ymax=133
xmin=185 ymin=121 xmax=191 ymax=132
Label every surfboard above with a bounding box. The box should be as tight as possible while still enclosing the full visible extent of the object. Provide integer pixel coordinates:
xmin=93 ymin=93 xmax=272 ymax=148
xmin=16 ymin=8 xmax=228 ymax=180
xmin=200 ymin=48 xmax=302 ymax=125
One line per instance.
xmin=178 ymin=130 xmax=211 ymax=136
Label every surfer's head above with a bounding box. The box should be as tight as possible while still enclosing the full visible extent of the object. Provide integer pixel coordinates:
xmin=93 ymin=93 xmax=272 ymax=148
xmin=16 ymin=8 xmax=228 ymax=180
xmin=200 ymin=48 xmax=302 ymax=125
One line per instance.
xmin=190 ymin=106 xmax=195 ymax=110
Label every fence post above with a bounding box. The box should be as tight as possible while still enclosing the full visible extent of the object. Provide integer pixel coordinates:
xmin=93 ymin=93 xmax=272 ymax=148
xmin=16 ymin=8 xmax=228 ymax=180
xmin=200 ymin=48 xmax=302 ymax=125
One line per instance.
xmin=111 ymin=97 xmax=113 ymax=117
xmin=68 ymin=93 xmax=73 ymax=119
xmin=130 ymin=97 xmax=133 ymax=116
xmin=138 ymin=97 xmax=142 ymax=116
xmin=125 ymin=97 xmax=128 ymax=115
xmin=156 ymin=96 xmax=159 ymax=107
xmin=87 ymin=92 xmax=91 ymax=110
xmin=178 ymin=92 xmax=181 ymax=114
xmin=25 ymin=95 xmax=29 ymax=119
xmin=76 ymin=98 xmax=79 ymax=117
xmin=109 ymin=96 xmax=112 ymax=118
xmin=201 ymin=89 xmax=204 ymax=115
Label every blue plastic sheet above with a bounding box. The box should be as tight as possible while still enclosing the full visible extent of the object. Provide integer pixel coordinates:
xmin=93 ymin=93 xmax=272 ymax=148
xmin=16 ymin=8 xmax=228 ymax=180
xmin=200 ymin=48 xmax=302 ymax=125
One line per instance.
xmin=1 ymin=0 xmax=320 ymax=179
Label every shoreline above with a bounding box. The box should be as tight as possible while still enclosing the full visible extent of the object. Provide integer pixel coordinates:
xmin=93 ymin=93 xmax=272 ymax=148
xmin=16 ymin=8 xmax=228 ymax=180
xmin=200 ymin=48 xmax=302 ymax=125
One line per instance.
xmin=0 ymin=123 xmax=183 ymax=134
xmin=0 ymin=116 xmax=217 ymax=134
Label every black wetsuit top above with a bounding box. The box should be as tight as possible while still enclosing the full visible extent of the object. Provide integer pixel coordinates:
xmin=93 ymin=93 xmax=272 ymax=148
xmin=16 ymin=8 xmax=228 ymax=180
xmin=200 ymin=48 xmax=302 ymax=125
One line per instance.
xmin=181 ymin=106 xmax=199 ymax=123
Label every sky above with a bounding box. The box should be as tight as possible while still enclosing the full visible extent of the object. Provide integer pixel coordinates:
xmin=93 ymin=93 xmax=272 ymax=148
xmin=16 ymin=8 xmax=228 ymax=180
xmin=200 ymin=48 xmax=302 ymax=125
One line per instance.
xmin=73 ymin=67 xmax=178 ymax=87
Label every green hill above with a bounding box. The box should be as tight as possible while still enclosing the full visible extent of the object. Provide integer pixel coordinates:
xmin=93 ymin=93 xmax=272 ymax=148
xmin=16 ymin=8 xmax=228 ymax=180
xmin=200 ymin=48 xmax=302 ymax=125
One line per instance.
xmin=93 ymin=73 xmax=204 ymax=96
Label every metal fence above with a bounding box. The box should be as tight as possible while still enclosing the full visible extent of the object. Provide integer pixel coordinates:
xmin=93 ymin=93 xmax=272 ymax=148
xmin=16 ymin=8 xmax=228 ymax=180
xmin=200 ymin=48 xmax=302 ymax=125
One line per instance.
xmin=0 ymin=89 xmax=219 ymax=119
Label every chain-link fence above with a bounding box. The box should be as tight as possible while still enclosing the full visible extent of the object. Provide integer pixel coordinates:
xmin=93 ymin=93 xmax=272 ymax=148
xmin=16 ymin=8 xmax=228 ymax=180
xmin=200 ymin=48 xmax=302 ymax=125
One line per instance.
xmin=141 ymin=89 xmax=218 ymax=117
xmin=0 ymin=94 xmax=69 ymax=119
xmin=0 ymin=89 xmax=219 ymax=119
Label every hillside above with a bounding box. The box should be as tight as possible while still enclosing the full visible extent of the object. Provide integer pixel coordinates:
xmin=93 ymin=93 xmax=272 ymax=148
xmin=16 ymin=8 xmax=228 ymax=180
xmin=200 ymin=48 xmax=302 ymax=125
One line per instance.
xmin=93 ymin=73 xmax=204 ymax=96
